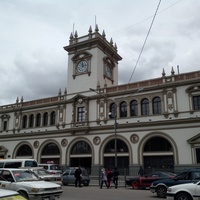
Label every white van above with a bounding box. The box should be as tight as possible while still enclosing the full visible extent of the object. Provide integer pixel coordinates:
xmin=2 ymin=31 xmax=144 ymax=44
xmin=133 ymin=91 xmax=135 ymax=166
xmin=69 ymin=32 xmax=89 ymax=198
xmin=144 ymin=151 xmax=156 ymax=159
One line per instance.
xmin=38 ymin=163 xmax=63 ymax=175
xmin=0 ymin=159 xmax=38 ymax=168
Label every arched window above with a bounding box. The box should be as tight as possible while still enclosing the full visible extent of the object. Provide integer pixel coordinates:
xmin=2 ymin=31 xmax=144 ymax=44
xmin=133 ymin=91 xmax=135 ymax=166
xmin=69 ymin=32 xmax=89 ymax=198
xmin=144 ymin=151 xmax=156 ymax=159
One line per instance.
xmin=16 ymin=144 xmax=32 ymax=156
xmin=120 ymin=101 xmax=127 ymax=117
xmin=50 ymin=111 xmax=56 ymax=125
xmin=130 ymin=100 xmax=138 ymax=116
xmin=43 ymin=112 xmax=48 ymax=126
xmin=71 ymin=141 xmax=91 ymax=154
xmin=104 ymin=139 xmax=128 ymax=153
xmin=153 ymin=97 xmax=162 ymax=114
xmin=144 ymin=137 xmax=172 ymax=152
xmin=36 ymin=113 xmax=41 ymax=127
xmin=141 ymin=98 xmax=149 ymax=115
xmin=42 ymin=143 xmax=60 ymax=155
xmin=109 ymin=103 xmax=116 ymax=118
xmin=29 ymin=114 xmax=34 ymax=128
xmin=22 ymin=115 xmax=27 ymax=129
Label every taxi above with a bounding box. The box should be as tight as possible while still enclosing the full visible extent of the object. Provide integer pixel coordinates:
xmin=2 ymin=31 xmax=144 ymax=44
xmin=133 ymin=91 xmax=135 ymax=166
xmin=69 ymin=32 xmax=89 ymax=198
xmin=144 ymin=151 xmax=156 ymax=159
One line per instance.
xmin=0 ymin=188 xmax=27 ymax=200
xmin=0 ymin=168 xmax=63 ymax=200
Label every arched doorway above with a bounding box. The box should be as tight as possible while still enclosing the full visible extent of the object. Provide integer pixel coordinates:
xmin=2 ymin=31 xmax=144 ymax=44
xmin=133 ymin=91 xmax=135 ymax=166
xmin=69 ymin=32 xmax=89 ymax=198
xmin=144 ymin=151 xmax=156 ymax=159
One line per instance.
xmin=40 ymin=143 xmax=60 ymax=164
xmin=143 ymin=136 xmax=174 ymax=174
xmin=104 ymin=139 xmax=129 ymax=173
xmin=16 ymin=144 xmax=33 ymax=158
xmin=70 ymin=141 xmax=92 ymax=173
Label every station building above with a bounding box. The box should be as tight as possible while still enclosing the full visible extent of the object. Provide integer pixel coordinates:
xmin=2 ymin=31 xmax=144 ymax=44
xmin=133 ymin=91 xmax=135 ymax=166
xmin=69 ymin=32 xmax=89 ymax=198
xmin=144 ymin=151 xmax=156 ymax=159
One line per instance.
xmin=0 ymin=25 xmax=200 ymax=175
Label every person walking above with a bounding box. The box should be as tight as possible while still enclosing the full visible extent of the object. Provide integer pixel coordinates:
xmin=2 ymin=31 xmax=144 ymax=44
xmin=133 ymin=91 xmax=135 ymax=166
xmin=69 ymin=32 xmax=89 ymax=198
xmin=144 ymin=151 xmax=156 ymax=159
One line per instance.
xmin=113 ymin=167 xmax=119 ymax=189
xmin=100 ymin=168 xmax=108 ymax=189
xmin=138 ymin=166 xmax=144 ymax=177
xmin=106 ymin=168 xmax=112 ymax=188
xmin=74 ymin=166 xmax=82 ymax=187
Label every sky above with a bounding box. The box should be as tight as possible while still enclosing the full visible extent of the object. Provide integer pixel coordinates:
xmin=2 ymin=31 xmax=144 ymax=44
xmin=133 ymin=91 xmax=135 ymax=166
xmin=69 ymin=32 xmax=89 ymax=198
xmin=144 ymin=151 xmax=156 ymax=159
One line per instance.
xmin=0 ymin=0 xmax=200 ymax=105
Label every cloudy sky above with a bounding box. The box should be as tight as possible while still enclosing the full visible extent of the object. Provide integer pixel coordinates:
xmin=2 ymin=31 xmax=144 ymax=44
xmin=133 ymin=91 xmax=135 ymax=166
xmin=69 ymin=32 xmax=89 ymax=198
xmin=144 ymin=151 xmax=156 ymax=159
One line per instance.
xmin=0 ymin=0 xmax=200 ymax=105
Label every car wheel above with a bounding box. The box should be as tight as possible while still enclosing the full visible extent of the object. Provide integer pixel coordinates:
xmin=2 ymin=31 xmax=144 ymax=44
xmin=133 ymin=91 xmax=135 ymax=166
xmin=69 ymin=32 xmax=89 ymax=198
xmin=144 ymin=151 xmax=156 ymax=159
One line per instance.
xmin=132 ymin=181 xmax=140 ymax=189
xmin=18 ymin=191 xmax=29 ymax=200
xmin=156 ymin=185 xmax=167 ymax=198
xmin=62 ymin=182 xmax=68 ymax=186
xmin=176 ymin=192 xmax=192 ymax=200
xmin=84 ymin=183 xmax=89 ymax=186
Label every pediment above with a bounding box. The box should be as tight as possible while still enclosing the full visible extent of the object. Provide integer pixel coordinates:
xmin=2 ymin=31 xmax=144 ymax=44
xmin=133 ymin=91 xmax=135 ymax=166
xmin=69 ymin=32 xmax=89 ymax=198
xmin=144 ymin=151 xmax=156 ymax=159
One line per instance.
xmin=72 ymin=52 xmax=92 ymax=61
xmin=0 ymin=146 xmax=8 ymax=153
xmin=69 ymin=94 xmax=87 ymax=102
xmin=186 ymin=84 xmax=200 ymax=93
xmin=187 ymin=133 xmax=200 ymax=144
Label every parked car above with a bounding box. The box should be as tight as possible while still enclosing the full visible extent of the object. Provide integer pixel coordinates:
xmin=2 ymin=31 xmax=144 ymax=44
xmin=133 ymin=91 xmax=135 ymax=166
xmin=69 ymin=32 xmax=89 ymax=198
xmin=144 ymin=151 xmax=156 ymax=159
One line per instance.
xmin=166 ymin=181 xmax=200 ymax=200
xmin=0 ymin=168 xmax=63 ymax=200
xmin=150 ymin=168 xmax=200 ymax=198
xmin=61 ymin=167 xmax=90 ymax=186
xmin=30 ymin=167 xmax=61 ymax=181
xmin=126 ymin=171 xmax=176 ymax=189
xmin=38 ymin=163 xmax=63 ymax=175
xmin=0 ymin=188 xmax=27 ymax=200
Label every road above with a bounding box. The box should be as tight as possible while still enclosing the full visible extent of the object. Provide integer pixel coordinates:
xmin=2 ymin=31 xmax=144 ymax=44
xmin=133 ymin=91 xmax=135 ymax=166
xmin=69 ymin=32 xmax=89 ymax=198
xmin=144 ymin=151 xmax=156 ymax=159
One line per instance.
xmin=59 ymin=185 xmax=161 ymax=200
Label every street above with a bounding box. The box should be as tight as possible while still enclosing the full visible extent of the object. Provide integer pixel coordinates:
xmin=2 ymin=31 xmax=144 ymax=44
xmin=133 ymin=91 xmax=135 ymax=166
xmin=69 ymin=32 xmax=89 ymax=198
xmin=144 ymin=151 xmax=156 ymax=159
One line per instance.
xmin=59 ymin=185 xmax=161 ymax=200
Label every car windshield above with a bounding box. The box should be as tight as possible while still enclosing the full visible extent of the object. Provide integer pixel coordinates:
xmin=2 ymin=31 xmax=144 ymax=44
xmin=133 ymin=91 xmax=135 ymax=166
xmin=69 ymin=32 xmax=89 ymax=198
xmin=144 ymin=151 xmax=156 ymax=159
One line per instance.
xmin=50 ymin=165 xmax=62 ymax=170
xmin=34 ymin=169 xmax=50 ymax=175
xmin=13 ymin=170 xmax=39 ymax=182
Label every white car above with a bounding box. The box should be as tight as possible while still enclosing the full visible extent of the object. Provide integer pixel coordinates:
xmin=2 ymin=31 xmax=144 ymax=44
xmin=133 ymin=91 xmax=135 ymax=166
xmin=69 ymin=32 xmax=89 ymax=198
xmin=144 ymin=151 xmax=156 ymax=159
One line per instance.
xmin=0 ymin=168 xmax=63 ymax=200
xmin=0 ymin=188 xmax=27 ymax=200
xmin=29 ymin=167 xmax=61 ymax=181
xmin=166 ymin=181 xmax=200 ymax=200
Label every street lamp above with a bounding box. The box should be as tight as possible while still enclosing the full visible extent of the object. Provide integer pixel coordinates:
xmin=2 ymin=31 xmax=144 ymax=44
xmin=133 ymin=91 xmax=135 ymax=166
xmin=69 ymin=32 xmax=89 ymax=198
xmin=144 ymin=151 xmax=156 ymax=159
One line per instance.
xmin=89 ymin=88 xmax=118 ymax=169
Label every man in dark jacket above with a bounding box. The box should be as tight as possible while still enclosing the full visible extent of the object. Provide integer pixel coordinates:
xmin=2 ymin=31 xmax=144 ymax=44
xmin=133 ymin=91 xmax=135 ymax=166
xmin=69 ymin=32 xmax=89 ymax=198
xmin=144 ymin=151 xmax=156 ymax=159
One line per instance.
xmin=74 ymin=166 xmax=82 ymax=187
xmin=113 ymin=167 xmax=119 ymax=188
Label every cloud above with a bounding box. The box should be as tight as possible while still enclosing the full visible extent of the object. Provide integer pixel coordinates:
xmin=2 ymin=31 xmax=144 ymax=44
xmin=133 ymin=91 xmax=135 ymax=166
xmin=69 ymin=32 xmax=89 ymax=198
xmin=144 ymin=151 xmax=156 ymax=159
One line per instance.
xmin=0 ymin=0 xmax=200 ymax=105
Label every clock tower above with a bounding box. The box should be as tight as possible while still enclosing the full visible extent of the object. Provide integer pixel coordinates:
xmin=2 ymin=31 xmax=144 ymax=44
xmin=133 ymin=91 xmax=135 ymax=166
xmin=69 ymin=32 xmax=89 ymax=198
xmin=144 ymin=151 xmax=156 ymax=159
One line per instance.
xmin=63 ymin=25 xmax=122 ymax=96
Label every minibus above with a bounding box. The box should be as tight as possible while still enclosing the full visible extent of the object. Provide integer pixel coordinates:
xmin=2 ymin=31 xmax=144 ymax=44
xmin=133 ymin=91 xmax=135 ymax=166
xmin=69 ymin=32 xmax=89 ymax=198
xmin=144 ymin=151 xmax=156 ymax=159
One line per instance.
xmin=0 ymin=159 xmax=38 ymax=168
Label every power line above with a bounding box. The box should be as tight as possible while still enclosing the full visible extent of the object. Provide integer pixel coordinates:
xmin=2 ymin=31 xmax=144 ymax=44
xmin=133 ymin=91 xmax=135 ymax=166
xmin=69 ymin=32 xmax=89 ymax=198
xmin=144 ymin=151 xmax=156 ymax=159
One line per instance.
xmin=110 ymin=0 xmax=183 ymax=33
xmin=128 ymin=0 xmax=162 ymax=84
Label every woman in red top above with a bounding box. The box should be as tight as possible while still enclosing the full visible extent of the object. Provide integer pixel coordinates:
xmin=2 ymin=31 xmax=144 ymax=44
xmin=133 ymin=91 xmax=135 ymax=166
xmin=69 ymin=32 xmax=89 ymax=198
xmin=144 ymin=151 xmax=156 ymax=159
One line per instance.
xmin=106 ymin=168 xmax=112 ymax=188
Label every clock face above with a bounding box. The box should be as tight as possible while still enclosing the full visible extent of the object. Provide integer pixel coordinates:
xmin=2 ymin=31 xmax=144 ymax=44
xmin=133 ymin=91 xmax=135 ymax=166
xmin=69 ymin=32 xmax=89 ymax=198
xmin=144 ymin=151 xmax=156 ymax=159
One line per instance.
xmin=105 ymin=65 xmax=111 ymax=78
xmin=77 ymin=60 xmax=88 ymax=73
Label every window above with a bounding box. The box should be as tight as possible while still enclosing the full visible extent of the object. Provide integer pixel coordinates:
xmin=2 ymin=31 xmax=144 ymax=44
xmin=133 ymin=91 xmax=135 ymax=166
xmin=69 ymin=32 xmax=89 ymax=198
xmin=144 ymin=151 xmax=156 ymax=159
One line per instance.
xmin=77 ymin=107 xmax=85 ymax=122
xmin=130 ymin=100 xmax=138 ymax=116
xmin=196 ymin=148 xmax=200 ymax=164
xmin=29 ymin=114 xmax=34 ymax=128
xmin=22 ymin=115 xmax=27 ymax=128
xmin=3 ymin=121 xmax=7 ymax=131
xmin=16 ymin=144 xmax=32 ymax=156
xmin=153 ymin=97 xmax=162 ymax=114
xmin=109 ymin=103 xmax=116 ymax=118
xmin=104 ymin=139 xmax=128 ymax=153
xmin=144 ymin=137 xmax=172 ymax=152
xmin=42 ymin=143 xmax=60 ymax=155
xmin=120 ymin=101 xmax=127 ymax=117
xmin=193 ymin=96 xmax=200 ymax=110
xmin=43 ymin=112 xmax=48 ymax=126
xmin=141 ymin=98 xmax=149 ymax=115
xmin=71 ymin=141 xmax=91 ymax=154
xmin=50 ymin=111 xmax=56 ymax=125
xmin=36 ymin=113 xmax=41 ymax=127
xmin=4 ymin=162 xmax=22 ymax=168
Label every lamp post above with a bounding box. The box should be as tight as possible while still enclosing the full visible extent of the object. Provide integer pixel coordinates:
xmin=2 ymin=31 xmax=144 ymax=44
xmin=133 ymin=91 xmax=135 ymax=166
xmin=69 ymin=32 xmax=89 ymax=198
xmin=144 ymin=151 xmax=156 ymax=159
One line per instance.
xmin=90 ymin=88 xmax=118 ymax=169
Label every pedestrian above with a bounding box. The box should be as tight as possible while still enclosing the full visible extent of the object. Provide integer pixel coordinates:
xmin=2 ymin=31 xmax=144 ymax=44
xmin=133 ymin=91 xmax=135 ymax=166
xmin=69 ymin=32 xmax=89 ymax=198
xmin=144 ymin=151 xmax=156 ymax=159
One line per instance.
xmin=113 ymin=167 xmax=119 ymax=188
xmin=106 ymin=168 xmax=112 ymax=188
xmin=100 ymin=168 xmax=108 ymax=189
xmin=138 ymin=166 xmax=144 ymax=176
xmin=74 ymin=166 xmax=82 ymax=187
